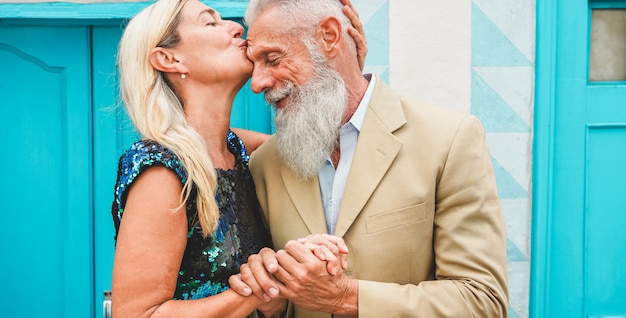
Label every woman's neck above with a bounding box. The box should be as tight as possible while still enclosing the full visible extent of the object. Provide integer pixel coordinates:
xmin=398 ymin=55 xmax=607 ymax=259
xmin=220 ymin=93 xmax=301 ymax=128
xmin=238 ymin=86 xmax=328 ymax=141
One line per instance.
xmin=184 ymin=91 xmax=237 ymax=170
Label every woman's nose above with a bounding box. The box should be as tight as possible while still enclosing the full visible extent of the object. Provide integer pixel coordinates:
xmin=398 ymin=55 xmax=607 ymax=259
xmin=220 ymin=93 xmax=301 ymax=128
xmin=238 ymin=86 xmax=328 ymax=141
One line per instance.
xmin=230 ymin=21 xmax=244 ymax=38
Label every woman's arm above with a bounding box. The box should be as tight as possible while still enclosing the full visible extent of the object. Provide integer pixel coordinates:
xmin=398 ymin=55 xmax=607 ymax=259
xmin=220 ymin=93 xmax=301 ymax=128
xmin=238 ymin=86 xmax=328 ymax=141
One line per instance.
xmin=112 ymin=166 xmax=268 ymax=318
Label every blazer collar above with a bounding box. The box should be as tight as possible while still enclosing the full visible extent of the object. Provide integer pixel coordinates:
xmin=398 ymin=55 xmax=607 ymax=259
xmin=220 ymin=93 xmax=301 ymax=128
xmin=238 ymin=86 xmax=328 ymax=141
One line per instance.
xmin=334 ymin=77 xmax=406 ymax=237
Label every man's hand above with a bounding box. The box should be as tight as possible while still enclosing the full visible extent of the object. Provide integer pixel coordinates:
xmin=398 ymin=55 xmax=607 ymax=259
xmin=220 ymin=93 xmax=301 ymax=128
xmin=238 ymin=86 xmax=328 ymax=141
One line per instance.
xmin=229 ymin=235 xmax=355 ymax=314
xmin=297 ymin=234 xmax=349 ymax=275
xmin=272 ymin=240 xmax=358 ymax=315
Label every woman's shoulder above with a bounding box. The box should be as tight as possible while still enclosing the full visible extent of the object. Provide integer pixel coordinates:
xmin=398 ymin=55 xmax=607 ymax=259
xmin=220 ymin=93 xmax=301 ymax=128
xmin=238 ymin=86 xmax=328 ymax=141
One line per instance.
xmin=112 ymin=139 xmax=188 ymax=234
xmin=117 ymin=139 xmax=187 ymax=184
xmin=120 ymin=139 xmax=176 ymax=162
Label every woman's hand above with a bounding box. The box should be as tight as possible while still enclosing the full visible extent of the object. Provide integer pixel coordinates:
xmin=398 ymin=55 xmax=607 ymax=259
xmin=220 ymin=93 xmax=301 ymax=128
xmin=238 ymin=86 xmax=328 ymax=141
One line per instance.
xmin=341 ymin=0 xmax=368 ymax=70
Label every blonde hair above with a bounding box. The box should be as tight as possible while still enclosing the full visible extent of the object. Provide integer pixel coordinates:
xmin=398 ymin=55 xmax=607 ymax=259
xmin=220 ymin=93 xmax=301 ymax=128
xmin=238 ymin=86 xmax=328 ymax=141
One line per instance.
xmin=118 ymin=0 xmax=219 ymax=236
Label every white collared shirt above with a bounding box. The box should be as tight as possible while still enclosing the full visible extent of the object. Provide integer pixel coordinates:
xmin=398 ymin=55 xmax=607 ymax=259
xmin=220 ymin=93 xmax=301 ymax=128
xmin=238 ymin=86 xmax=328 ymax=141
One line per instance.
xmin=318 ymin=74 xmax=376 ymax=234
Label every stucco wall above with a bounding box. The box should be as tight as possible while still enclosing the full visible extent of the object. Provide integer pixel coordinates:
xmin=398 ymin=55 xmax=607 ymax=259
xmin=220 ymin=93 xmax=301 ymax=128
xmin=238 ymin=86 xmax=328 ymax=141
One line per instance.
xmin=389 ymin=0 xmax=472 ymax=113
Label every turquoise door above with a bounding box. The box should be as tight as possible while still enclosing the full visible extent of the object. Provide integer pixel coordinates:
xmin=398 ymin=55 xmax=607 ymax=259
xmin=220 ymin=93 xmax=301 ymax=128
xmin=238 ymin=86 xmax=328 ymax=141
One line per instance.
xmin=533 ymin=1 xmax=626 ymax=317
xmin=1 ymin=9 xmax=270 ymax=318
xmin=0 ymin=25 xmax=94 ymax=317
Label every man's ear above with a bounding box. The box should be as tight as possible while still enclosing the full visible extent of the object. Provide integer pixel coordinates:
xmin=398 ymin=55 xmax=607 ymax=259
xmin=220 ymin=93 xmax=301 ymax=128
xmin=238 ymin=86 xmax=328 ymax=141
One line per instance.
xmin=316 ymin=16 xmax=343 ymax=59
xmin=149 ymin=47 xmax=187 ymax=74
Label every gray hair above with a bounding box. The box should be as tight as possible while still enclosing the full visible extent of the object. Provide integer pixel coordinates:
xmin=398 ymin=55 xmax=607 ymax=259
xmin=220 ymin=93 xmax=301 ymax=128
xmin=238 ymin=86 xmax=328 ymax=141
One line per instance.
xmin=244 ymin=0 xmax=356 ymax=52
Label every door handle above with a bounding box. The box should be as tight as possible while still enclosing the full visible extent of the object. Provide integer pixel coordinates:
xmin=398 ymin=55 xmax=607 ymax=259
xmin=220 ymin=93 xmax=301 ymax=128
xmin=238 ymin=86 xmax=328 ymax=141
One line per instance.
xmin=103 ymin=290 xmax=112 ymax=318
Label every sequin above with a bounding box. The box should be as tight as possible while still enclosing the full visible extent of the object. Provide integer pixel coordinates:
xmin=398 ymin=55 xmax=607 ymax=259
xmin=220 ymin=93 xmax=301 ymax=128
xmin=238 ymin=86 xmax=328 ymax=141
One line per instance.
xmin=111 ymin=130 xmax=272 ymax=300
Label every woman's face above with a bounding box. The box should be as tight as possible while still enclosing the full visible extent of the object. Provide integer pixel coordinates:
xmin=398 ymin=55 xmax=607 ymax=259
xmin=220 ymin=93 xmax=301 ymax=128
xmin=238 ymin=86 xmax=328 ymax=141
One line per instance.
xmin=174 ymin=0 xmax=252 ymax=84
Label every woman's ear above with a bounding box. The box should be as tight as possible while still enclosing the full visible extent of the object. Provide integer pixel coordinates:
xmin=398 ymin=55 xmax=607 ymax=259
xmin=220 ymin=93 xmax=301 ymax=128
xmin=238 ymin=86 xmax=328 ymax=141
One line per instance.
xmin=149 ymin=47 xmax=187 ymax=74
xmin=316 ymin=16 xmax=343 ymax=59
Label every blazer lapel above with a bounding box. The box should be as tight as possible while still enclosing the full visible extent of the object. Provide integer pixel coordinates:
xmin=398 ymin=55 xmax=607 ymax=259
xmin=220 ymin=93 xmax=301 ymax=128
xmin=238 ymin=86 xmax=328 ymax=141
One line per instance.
xmin=280 ymin=165 xmax=328 ymax=235
xmin=334 ymin=78 xmax=406 ymax=237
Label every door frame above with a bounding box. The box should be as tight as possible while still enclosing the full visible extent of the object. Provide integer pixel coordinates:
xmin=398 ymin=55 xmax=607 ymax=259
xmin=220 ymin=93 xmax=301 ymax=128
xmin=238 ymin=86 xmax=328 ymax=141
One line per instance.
xmin=531 ymin=0 xmax=557 ymax=315
xmin=0 ymin=1 xmax=248 ymax=20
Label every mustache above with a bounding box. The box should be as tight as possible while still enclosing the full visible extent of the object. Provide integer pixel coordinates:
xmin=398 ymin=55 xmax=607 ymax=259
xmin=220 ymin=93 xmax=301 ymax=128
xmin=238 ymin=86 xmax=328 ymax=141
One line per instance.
xmin=265 ymin=81 xmax=294 ymax=105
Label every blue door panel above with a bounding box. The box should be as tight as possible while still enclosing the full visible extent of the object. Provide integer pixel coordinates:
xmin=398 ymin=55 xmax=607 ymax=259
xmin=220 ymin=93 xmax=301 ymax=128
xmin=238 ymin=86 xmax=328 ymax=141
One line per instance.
xmin=586 ymin=127 xmax=626 ymax=316
xmin=587 ymin=85 xmax=626 ymax=123
xmin=0 ymin=25 xmax=93 ymax=317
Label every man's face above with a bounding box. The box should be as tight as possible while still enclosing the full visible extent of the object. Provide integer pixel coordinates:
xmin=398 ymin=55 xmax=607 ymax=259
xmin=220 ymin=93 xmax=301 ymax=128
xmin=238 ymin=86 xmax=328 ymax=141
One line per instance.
xmin=246 ymin=7 xmax=349 ymax=180
xmin=245 ymin=6 xmax=315 ymax=109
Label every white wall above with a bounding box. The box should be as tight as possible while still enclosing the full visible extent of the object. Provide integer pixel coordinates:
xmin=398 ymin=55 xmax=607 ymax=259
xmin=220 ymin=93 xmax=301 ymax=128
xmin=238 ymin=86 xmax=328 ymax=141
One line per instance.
xmin=389 ymin=0 xmax=472 ymax=113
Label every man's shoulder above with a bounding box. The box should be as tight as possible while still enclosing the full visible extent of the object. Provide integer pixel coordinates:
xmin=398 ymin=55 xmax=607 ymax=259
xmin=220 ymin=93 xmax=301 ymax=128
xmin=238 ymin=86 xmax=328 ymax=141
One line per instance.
xmin=368 ymin=87 xmax=470 ymax=135
xmin=369 ymin=77 xmax=470 ymax=126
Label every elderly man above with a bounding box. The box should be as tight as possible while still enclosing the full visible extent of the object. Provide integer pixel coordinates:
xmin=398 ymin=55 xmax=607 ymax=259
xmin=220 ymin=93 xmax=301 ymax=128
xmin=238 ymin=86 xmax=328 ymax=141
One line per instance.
xmin=234 ymin=0 xmax=509 ymax=317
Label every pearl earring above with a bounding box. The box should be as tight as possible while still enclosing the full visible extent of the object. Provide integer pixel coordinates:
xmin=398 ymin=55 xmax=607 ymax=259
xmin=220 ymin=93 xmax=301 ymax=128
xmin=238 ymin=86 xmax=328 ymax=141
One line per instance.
xmin=181 ymin=73 xmax=186 ymax=79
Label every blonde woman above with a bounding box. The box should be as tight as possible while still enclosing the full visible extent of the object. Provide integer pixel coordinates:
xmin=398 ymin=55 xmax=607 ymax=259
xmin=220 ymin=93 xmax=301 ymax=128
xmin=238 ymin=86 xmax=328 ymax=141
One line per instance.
xmin=110 ymin=0 xmax=366 ymax=317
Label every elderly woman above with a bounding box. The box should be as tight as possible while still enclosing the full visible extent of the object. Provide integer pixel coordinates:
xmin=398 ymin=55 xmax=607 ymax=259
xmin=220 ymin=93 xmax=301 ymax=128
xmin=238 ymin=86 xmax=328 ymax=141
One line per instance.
xmin=110 ymin=0 xmax=366 ymax=317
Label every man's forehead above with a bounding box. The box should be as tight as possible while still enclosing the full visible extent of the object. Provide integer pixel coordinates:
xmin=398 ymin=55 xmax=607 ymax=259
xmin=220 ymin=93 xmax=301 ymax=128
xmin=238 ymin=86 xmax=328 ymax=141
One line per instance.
xmin=247 ymin=24 xmax=289 ymax=49
xmin=247 ymin=6 xmax=290 ymax=40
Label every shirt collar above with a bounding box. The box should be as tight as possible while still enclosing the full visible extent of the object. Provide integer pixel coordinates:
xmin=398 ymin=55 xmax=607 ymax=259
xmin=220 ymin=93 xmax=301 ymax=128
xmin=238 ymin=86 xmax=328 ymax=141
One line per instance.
xmin=348 ymin=74 xmax=376 ymax=132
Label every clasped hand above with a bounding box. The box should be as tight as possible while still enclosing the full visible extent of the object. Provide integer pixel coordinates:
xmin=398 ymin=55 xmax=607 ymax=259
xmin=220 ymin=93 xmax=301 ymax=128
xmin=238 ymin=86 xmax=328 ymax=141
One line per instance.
xmin=229 ymin=234 xmax=353 ymax=314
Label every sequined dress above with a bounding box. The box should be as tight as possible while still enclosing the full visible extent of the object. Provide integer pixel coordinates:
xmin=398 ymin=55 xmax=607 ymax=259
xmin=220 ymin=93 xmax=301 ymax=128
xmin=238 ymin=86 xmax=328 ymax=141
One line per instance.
xmin=112 ymin=131 xmax=272 ymax=300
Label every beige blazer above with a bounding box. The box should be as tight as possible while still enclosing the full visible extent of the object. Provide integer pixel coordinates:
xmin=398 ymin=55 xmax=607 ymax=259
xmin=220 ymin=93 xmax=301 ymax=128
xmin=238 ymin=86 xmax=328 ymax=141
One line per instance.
xmin=250 ymin=77 xmax=508 ymax=318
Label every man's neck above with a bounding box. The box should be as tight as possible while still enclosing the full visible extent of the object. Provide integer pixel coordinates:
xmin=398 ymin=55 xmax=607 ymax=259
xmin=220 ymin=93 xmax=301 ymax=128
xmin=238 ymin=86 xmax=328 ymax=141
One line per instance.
xmin=341 ymin=74 xmax=371 ymax=125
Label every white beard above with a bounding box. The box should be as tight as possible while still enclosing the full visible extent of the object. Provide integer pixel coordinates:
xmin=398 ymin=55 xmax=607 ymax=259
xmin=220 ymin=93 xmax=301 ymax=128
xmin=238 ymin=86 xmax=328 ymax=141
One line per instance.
xmin=267 ymin=65 xmax=347 ymax=180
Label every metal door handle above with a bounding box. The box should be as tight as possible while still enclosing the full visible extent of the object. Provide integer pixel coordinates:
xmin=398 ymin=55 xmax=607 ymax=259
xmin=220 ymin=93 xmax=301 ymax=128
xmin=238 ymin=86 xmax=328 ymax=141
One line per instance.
xmin=103 ymin=290 xmax=112 ymax=318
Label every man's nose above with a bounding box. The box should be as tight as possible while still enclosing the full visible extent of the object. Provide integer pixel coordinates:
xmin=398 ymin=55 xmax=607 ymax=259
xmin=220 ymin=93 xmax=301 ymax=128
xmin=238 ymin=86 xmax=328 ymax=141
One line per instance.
xmin=250 ymin=67 xmax=274 ymax=94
